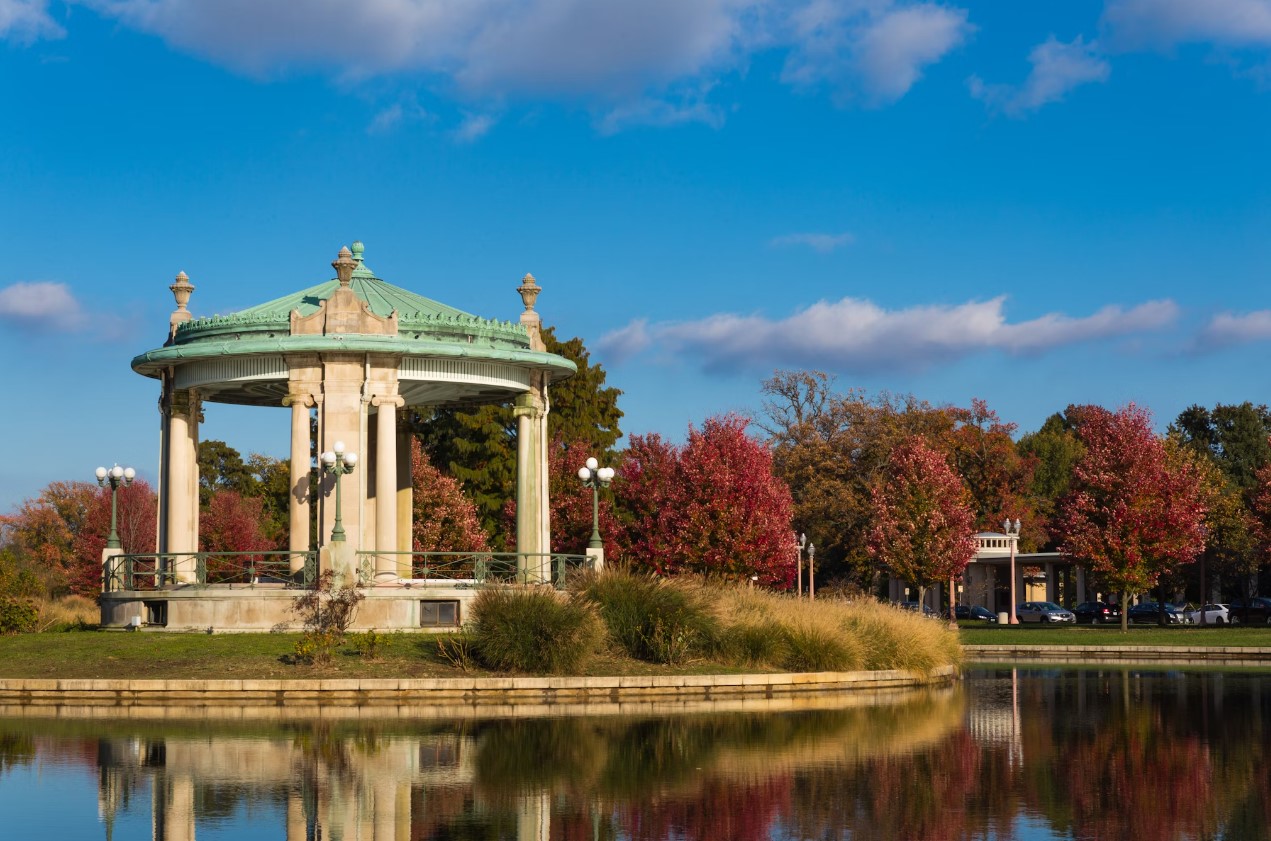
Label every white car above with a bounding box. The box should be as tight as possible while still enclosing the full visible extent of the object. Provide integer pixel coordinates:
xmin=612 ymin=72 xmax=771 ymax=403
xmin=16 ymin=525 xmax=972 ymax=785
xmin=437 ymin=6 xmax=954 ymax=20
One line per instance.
xmin=1185 ymin=604 xmax=1230 ymax=625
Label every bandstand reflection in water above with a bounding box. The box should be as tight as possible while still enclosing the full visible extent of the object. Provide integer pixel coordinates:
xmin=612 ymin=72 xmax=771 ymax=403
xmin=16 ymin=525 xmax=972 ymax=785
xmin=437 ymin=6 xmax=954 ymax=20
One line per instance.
xmin=3 ymin=669 xmax=1271 ymax=841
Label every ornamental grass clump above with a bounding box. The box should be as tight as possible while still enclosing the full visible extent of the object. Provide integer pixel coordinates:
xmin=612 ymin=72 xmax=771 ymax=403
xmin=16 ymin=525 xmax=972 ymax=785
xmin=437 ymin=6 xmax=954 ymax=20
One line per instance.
xmin=840 ymin=599 xmax=962 ymax=674
xmin=714 ymin=586 xmax=862 ymax=672
xmin=467 ymin=587 xmax=602 ymax=674
xmin=574 ymin=569 xmax=720 ymax=665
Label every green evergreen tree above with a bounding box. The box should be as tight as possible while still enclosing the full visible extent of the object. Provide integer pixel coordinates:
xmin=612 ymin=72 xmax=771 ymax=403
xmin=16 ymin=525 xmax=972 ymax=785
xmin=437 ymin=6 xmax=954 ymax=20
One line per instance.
xmin=412 ymin=327 xmax=622 ymax=541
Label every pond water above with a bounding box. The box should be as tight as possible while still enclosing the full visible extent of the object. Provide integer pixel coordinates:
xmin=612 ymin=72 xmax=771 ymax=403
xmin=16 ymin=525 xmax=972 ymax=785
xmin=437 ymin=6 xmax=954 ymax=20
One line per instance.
xmin=1 ymin=668 xmax=1268 ymax=841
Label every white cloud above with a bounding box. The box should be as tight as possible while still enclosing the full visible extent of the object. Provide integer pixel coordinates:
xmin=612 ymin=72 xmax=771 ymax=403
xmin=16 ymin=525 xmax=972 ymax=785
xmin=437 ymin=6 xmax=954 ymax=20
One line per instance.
xmin=597 ymin=91 xmax=725 ymax=133
xmin=1194 ymin=310 xmax=1271 ymax=349
xmin=0 ymin=281 xmax=88 ymax=330
xmin=782 ymin=1 xmax=973 ymax=104
xmin=72 ymin=0 xmax=970 ymax=124
xmin=597 ymin=295 xmax=1178 ymax=373
xmin=0 ymin=0 xmax=63 ymax=41
xmin=452 ymin=112 xmax=496 ymax=143
xmin=1102 ymin=0 xmax=1271 ymax=50
xmin=769 ymin=231 xmax=855 ymax=253
xmin=969 ymin=36 xmax=1110 ymax=116
xmin=367 ymin=96 xmax=430 ymax=135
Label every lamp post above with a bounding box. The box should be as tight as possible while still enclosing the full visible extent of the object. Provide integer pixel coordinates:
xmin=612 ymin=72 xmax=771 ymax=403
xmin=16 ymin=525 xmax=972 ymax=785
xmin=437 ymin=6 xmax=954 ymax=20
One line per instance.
xmin=807 ymin=542 xmax=816 ymax=600
xmin=577 ymin=457 xmax=616 ymax=550
xmin=321 ymin=441 xmax=358 ymax=543
xmin=796 ymin=532 xmax=807 ymax=598
xmin=1004 ymin=517 xmax=1021 ymax=625
xmin=95 ymin=464 xmax=136 ymax=549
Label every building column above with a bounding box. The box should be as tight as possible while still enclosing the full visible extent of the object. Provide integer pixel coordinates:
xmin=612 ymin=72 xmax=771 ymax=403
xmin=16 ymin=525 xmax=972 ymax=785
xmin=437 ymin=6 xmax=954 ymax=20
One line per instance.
xmin=396 ymin=412 xmax=412 ymax=562
xmin=166 ymin=389 xmax=200 ymax=584
xmin=514 ymin=390 xmax=548 ymax=583
xmin=1075 ymin=565 xmax=1087 ymax=604
xmin=1045 ymin=562 xmax=1056 ymax=603
xmin=374 ymin=397 xmax=404 ymax=581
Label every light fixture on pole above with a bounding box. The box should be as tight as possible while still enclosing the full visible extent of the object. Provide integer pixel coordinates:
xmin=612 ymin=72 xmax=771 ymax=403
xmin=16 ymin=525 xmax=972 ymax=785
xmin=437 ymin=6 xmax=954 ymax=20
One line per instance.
xmin=1004 ymin=517 xmax=1021 ymax=625
xmin=807 ymin=542 xmax=816 ymax=600
xmin=577 ymin=457 xmax=616 ymax=550
xmin=95 ymin=464 xmax=136 ymax=550
xmin=321 ymin=441 xmax=358 ymax=543
xmin=796 ymin=532 xmax=807 ymax=598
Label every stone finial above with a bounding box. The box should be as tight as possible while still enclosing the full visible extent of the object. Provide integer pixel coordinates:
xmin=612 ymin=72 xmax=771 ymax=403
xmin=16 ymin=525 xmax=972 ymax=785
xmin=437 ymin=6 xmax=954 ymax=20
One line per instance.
xmin=517 ymin=273 xmax=541 ymax=316
xmin=168 ymin=271 xmax=195 ymax=339
xmin=351 ymin=241 xmax=365 ymax=264
xmin=333 ymin=246 xmax=355 ymax=288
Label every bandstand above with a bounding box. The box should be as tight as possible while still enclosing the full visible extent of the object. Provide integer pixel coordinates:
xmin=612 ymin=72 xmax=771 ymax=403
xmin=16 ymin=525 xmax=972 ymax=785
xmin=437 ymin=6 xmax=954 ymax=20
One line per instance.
xmin=100 ymin=242 xmax=580 ymax=632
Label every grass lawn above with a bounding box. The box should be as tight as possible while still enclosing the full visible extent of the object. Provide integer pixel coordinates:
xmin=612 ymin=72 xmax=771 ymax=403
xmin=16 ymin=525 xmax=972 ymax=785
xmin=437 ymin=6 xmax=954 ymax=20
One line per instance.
xmin=960 ymin=624 xmax=1271 ymax=647
xmin=0 ymin=631 xmax=762 ymax=681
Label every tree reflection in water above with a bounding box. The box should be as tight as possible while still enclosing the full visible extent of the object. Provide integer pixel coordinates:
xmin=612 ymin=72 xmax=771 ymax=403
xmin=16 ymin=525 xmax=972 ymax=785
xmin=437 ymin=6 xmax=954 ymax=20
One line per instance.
xmin=0 ymin=671 xmax=1269 ymax=840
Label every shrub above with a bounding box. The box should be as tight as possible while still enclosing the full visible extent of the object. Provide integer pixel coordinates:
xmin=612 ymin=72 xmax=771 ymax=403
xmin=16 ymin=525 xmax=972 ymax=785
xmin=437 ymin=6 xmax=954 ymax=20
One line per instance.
xmin=0 ymin=598 xmax=37 ymax=635
xmin=780 ymin=622 xmax=858 ymax=672
xmin=840 ymin=599 xmax=962 ymax=674
xmin=468 ymin=587 xmax=602 ymax=674
xmin=574 ymin=569 xmax=720 ymax=665
xmin=436 ymin=632 xmax=478 ymax=671
xmin=719 ymin=623 xmax=787 ymax=667
xmin=289 ymin=629 xmax=343 ymax=666
xmin=291 ymin=571 xmax=365 ymax=634
xmin=349 ymin=629 xmax=388 ymax=660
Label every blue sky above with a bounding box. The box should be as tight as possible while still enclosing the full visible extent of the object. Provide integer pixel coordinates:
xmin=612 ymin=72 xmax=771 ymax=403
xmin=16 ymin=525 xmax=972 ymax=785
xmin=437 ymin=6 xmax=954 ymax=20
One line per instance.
xmin=1 ymin=0 xmax=1270 ymax=511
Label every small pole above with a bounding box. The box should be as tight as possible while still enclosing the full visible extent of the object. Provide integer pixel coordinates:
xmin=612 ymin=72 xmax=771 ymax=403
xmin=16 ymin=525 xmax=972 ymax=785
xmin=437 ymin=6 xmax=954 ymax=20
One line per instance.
xmin=808 ymin=543 xmax=816 ymax=600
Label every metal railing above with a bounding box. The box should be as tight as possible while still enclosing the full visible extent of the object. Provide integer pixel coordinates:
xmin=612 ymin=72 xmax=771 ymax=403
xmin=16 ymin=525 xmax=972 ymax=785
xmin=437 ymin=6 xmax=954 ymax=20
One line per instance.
xmin=354 ymin=552 xmax=592 ymax=588
xmin=102 ymin=551 xmax=318 ymax=593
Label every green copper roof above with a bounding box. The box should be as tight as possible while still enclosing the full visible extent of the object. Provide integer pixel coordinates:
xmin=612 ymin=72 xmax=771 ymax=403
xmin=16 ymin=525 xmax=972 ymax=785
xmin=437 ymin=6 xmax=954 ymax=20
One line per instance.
xmin=169 ymin=242 xmax=530 ymax=351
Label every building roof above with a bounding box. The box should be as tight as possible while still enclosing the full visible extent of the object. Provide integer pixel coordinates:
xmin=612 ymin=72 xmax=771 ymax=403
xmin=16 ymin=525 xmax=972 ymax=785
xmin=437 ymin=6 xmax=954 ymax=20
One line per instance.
xmin=130 ymin=241 xmax=576 ymax=407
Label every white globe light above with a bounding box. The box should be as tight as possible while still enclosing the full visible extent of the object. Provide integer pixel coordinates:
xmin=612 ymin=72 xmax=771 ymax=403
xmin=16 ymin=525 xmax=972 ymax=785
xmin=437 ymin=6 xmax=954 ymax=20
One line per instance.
xmin=123 ymin=467 xmax=136 ymax=481
xmin=322 ymin=451 xmax=337 ymax=466
xmin=598 ymin=467 xmax=615 ymax=481
xmin=333 ymin=440 xmax=346 ymax=455
xmin=577 ymin=467 xmax=591 ymax=481
xmin=343 ymin=452 xmax=358 ymax=467
xmin=585 ymin=457 xmax=598 ymax=470
xmin=95 ymin=467 xmax=107 ymax=480
xmin=110 ymin=465 xmax=124 ymax=479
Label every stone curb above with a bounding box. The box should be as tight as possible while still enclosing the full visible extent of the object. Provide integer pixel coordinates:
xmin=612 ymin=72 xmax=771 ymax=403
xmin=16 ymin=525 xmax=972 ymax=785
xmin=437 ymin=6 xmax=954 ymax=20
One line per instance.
xmin=0 ymin=665 xmax=958 ymax=706
xmin=965 ymin=644 xmax=1271 ymax=666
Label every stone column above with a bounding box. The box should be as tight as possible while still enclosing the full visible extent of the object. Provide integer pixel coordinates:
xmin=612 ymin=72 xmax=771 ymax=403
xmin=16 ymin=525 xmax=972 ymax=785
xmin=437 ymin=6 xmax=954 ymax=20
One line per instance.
xmin=1045 ymin=562 xmax=1056 ymax=603
xmin=167 ymin=389 xmax=200 ymax=584
xmin=1075 ymin=565 xmax=1087 ymax=604
xmin=374 ymin=397 xmax=404 ymax=581
xmin=396 ymin=414 xmax=412 ymax=564
xmin=284 ymin=394 xmax=314 ymax=575
xmin=514 ymin=391 xmax=547 ymax=583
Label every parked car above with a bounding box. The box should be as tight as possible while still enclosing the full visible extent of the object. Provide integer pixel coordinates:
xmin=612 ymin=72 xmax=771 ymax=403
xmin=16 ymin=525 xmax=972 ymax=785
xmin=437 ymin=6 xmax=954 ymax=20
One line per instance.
xmin=1073 ymin=601 xmax=1121 ymax=625
xmin=956 ymin=605 xmax=999 ymax=623
xmin=898 ymin=601 xmax=940 ymax=618
xmin=1016 ymin=602 xmax=1076 ymax=624
xmin=1226 ymin=597 xmax=1271 ymax=625
xmin=1185 ymin=604 xmax=1230 ymax=625
xmin=1127 ymin=601 xmax=1187 ymax=624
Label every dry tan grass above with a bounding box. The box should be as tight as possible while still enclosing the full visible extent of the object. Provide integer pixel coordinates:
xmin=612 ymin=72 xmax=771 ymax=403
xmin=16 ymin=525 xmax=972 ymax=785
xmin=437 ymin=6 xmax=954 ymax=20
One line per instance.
xmin=34 ymin=596 xmax=98 ymax=631
xmin=709 ymin=585 xmax=961 ymax=674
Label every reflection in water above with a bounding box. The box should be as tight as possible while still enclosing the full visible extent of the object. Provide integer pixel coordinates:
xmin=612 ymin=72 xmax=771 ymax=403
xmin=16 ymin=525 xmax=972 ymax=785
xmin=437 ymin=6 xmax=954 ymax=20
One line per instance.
xmin=1 ymin=671 xmax=1269 ymax=840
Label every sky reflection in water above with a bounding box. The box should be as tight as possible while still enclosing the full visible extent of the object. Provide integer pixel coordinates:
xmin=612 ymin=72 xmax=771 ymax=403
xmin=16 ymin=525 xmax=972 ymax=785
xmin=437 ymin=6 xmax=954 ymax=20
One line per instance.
xmin=0 ymin=668 xmax=1268 ymax=841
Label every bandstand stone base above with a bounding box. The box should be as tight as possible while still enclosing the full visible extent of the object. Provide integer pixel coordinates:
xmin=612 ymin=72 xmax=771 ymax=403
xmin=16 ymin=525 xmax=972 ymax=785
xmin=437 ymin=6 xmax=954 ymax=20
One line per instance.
xmin=100 ymin=585 xmax=483 ymax=633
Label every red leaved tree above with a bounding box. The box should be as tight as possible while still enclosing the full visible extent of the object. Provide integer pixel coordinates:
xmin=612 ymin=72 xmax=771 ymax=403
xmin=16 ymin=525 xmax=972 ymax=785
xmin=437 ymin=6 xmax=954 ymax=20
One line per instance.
xmin=1056 ymin=404 xmax=1207 ymax=631
xmin=0 ymin=480 xmax=98 ymax=596
xmin=615 ymin=414 xmax=796 ymax=586
xmin=71 ymin=481 xmax=158 ymax=597
xmin=200 ymin=490 xmax=279 ymax=582
xmin=867 ymin=436 xmax=977 ymax=617
xmin=412 ymin=438 xmax=489 ymax=553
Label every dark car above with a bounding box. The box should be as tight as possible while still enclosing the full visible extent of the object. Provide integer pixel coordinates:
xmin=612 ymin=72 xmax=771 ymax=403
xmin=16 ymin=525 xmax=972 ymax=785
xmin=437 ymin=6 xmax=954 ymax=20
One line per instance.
xmin=956 ymin=605 xmax=999 ymax=623
xmin=1127 ymin=601 xmax=1186 ymax=624
xmin=1073 ymin=601 xmax=1121 ymax=625
xmin=898 ymin=601 xmax=940 ymax=618
xmin=1226 ymin=597 xmax=1271 ymax=625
